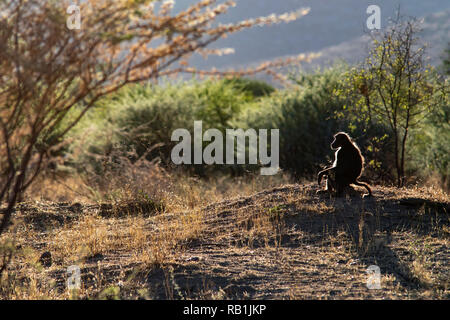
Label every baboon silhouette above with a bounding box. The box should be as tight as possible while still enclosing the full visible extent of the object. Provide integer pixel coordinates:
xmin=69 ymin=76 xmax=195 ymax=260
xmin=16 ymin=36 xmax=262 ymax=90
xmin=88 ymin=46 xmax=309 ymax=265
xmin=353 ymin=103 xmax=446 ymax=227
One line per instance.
xmin=317 ymin=132 xmax=372 ymax=197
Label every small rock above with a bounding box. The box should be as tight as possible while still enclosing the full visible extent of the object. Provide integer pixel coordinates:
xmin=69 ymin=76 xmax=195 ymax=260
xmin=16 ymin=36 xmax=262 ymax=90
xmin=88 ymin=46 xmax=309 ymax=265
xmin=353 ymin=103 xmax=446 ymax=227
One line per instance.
xmin=39 ymin=251 xmax=52 ymax=268
xmin=68 ymin=202 xmax=83 ymax=213
xmin=85 ymin=253 xmax=104 ymax=263
xmin=186 ymin=256 xmax=200 ymax=262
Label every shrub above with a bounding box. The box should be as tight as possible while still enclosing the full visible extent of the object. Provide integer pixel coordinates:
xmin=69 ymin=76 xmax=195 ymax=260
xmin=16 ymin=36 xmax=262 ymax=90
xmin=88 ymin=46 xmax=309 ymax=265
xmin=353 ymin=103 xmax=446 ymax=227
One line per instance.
xmin=223 ymin=77 xmax=275 ymax=98
xmin=408 ymin=103 xmax=450 ymax=190
xmin=68 ymin=79 xmax=254 ymax=176
xmin=235 ymin=66 xmax=350 ymax=178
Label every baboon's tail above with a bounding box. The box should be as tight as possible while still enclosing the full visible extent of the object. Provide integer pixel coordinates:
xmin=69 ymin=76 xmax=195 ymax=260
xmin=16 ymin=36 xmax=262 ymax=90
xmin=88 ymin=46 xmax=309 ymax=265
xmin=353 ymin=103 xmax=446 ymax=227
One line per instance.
xmin=317 ymin=169 xmax=329 ymax=186
xmin=353 ymin=181 xmax=372 ymax=197
xmin=317 ymin=171 xmax=326 ymax=185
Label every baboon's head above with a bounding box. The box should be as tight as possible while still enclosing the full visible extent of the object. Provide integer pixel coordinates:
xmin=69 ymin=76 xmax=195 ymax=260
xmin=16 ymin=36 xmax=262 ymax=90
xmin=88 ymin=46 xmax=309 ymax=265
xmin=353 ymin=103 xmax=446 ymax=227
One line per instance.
xmin=331 ymin=132 xmax=352 ymax=150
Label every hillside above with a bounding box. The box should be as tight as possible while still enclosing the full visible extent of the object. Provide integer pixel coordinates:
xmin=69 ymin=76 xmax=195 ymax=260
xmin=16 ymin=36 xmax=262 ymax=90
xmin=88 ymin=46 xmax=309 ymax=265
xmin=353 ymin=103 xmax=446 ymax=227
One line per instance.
xmin=297 ymin=9 xmax=450 ymax=70
xmin=3 ymin=184 xmax=449 ymax=299
xmin=186 ymin=0 xmax=450 ymax=71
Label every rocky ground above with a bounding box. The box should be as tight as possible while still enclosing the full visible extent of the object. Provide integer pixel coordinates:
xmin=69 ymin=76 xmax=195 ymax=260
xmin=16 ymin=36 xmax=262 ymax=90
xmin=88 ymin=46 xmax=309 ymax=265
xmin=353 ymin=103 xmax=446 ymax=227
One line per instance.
xmin=1 ymin=184 xmax=449 ymax=299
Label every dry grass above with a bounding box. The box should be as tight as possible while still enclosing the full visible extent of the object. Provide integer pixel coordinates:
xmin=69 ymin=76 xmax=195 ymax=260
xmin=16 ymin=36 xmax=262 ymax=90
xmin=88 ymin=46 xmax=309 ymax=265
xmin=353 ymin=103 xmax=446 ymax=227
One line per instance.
xmin=1 ymin=170 xmax=449 ymax=300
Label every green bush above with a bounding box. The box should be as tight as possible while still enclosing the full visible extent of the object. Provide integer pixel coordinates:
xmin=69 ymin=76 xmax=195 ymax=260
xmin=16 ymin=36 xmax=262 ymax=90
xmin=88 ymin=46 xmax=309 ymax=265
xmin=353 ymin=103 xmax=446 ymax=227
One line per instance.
xmin=67 ymin=79 xmax=255 ymax=175
xmin=408 ymin=103 xmax=450 ymax=190
xmin=235 ymin=66 xmax=350 ymax=178
xmin=223 ymin=77 xmax=275 ymax=98
xmin=63 ymin=68 xmax=447 ymax=189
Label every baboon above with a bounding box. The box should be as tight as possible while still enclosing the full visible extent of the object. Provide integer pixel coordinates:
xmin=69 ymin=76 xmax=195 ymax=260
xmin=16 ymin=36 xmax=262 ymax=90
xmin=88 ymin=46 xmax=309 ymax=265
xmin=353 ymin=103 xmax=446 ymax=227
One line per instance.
xmin=317 ymin=132 xmax=372 ymax=197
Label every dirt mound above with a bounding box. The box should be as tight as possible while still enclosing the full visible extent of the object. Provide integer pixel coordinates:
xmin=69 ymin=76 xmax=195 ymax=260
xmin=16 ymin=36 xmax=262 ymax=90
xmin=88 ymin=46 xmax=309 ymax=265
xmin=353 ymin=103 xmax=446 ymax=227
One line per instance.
xmin=4 ymin=184 xmax=449 ymax=299
xmin=145 ymin=184 xmax=448 ymax=299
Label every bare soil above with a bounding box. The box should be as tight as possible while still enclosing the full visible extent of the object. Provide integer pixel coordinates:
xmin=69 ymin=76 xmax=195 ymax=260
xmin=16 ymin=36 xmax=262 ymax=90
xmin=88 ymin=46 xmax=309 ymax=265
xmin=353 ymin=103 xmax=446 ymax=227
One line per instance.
xmin=3 ymin=184 xmax=449 ymax=299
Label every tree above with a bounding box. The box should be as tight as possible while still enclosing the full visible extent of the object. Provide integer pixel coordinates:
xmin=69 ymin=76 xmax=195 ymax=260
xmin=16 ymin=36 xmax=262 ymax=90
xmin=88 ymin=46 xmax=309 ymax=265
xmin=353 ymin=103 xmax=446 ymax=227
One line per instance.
xmin=0 ymin=0 xmax=314 ymax=238
xmin=340 ymin=16 xmax=446 ymax=187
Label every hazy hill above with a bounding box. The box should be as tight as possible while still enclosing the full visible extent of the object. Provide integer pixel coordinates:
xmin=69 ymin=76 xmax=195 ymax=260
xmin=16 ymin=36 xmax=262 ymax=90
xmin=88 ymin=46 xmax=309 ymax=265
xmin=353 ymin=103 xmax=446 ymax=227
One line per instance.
xmin=179 ymin=0 xmax=450 ymax=70
xmin=285 ymin=9 xmax=450 ymax=70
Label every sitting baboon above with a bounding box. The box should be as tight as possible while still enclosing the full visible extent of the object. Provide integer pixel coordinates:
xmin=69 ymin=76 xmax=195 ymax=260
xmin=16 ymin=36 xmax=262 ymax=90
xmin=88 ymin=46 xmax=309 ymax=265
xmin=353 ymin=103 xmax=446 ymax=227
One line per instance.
xmin=317 ymin=132 xmax=372 ymax=197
